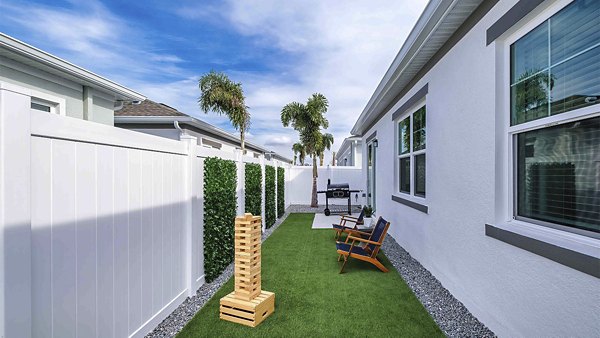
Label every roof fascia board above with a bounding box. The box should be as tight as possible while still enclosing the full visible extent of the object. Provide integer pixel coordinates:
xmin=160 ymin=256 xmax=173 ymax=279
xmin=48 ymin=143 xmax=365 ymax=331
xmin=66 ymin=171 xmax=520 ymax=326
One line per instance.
xmin=0 ymin=33 xmax=145 ymax=101
xmin=352 ymin=0 xmax=498 ymax=135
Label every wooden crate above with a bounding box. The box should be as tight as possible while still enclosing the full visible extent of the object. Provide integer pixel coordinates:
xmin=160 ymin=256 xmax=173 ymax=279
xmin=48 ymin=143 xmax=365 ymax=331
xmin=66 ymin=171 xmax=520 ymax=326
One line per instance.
xmin=220 ymin=291 xmax=275 ymax=327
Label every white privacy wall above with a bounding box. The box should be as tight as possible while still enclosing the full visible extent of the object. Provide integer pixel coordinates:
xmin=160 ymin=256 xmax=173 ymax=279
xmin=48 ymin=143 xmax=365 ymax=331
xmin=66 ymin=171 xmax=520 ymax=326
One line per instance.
xmin=358 ymin=0 xmax=600 ymax=337
xmin=0 ymin=82 xmax=292 ymax=338
xmin=29 ymin=113 xmax=189 ymax=338
xmin=288 ymin=166 xmax=366 ymax=205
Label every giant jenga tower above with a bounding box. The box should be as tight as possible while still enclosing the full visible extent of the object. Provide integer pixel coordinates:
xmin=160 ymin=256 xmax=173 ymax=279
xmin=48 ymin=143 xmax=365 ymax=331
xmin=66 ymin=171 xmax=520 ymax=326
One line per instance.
xmin=219 ymin=213 xmax=275 ymax=327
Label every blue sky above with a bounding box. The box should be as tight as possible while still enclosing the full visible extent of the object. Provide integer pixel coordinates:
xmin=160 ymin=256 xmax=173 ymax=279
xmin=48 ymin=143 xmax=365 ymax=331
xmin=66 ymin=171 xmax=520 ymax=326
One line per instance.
xmin=0 ymin=0 xmax=427 ymax=159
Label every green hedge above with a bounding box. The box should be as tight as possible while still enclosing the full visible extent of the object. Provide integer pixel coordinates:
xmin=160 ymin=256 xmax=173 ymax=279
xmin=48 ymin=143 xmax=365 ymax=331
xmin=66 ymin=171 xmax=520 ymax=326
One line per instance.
xmin=265 ymin=165 xmax=276 ymax=228
xmin=277 ymin=167 xmax=285 ymax=218
xmin=203 ymin=157 xmax=237 ymax=282
xmin=245 ymin=163 xmax=262 ymax=217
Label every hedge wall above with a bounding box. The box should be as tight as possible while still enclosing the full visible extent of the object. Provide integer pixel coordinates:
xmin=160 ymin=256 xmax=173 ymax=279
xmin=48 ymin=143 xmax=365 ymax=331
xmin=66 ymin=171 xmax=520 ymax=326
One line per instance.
xmin=265 ymin=165 xmax=276 ymax=228
xmin=277 ymin=167 xmax=285 ymax=218
xmin=245 ymin=163 xmax=262 ymax=217
xmin=203 ymin=157 xmax=237 ymax=282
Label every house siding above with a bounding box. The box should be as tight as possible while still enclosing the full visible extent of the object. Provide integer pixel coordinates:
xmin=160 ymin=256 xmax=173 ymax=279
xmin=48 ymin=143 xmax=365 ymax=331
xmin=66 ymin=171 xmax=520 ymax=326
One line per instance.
xmin=361 ymin=0 xmax=599 ymax=337
xmin=0 ymin=58 xmax=116 ymax=125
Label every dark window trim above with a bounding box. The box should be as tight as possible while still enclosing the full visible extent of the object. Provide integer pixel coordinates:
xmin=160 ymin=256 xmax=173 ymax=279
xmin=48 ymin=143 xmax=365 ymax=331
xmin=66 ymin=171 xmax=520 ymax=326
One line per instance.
xmin=485 ymin=224 xmax=600 ymax=278
xmin=486 ymin=0 xmax=546 ymax=45
xmin=391 ymin=84 xmax=428 ymax=121
xmin=366 ymin=131 xmax=377 ymax=143
xmin=359 ymin=0 xmax=498 ymax=136
xmin=391 ymin=195 xmax=428 ymax=214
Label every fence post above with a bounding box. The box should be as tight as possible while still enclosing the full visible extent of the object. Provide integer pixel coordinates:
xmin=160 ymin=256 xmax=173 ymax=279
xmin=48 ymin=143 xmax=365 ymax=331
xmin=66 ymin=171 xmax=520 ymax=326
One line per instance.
xmin=260 ymin=155 xmax=266 ymax=231
xmin=0 ymin=82 xmax=32 ymax=338
xmin=180 ymin=134 xmax=197 ymax=297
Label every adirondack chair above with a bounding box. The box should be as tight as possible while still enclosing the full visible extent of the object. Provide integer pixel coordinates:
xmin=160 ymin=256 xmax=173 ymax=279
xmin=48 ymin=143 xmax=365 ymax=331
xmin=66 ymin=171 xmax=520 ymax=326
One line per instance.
xmin=335 ymin=216 xmax=390 ymax=273
xmin=332 ymin=208 xmax=367 ymax=240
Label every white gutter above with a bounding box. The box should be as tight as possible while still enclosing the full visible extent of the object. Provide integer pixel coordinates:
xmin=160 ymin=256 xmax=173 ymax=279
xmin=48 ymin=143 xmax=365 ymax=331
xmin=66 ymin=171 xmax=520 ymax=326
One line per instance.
xmin=0 ymin=33 xmax=146 ymax=101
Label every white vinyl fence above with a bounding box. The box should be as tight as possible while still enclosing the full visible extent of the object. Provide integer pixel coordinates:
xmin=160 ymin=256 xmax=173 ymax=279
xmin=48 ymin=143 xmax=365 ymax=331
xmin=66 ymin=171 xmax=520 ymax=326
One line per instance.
xmin=288 ymin=166 xmax=366 ymax=206
xmin=0 ymin=83 xmax=292 ymax=338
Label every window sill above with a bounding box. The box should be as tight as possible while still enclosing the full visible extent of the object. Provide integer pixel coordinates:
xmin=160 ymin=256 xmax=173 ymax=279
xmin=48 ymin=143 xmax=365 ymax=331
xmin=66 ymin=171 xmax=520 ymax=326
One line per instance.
xmin=391 ymin=195 xmax=428 ymax=214
xmin=485 ymin=221 xmax=599 ymax=278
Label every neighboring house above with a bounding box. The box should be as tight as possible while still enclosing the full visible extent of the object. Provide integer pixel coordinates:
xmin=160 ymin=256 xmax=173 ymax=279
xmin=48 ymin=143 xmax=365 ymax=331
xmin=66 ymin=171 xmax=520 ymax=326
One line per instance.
xmin=0 ymin=33 xmax=145 ymax=125
xmin=115 ymin=100 xmax=292 ymax=162
xmin=349 ymin=0 xmax=599 ymax=337
xmin=335 ymin=136 xmax=362 ymax=167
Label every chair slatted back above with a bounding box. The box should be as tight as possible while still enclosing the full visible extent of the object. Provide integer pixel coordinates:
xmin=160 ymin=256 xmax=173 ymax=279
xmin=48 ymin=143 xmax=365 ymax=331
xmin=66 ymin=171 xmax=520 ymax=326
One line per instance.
xmin=356 ymin=208 xmax=365 ymax=225
xmin=366 ymin=217 xmax=390 ymax=256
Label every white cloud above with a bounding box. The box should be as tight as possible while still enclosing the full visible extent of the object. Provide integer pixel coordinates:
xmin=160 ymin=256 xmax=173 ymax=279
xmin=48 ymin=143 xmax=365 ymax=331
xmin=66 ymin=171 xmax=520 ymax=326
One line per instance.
xmin=206 ymin=0 xmax=428 ymax=159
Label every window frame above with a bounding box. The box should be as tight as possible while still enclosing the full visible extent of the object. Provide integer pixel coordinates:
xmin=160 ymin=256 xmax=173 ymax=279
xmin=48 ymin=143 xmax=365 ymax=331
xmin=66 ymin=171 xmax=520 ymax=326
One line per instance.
xmin=395 ymin=99 xmax=426 ymax=200
xmin=29 ymin=90 xmax=66 ymax=116
xmin=503 ymin=0 xmax=600 ymax=239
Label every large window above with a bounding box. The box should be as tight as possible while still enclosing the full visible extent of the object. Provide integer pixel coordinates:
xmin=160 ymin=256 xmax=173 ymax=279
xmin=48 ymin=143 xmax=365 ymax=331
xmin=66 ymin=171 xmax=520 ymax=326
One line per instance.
xmin=516 ymin=117 xmax=599 ymax=234
xmin=397 ymin=105 xmax=426 ymax=197
xmin=510 ymin=0 xmax=599 ymax=125
xmin=511 ymin=0 xmax=599 ymax=236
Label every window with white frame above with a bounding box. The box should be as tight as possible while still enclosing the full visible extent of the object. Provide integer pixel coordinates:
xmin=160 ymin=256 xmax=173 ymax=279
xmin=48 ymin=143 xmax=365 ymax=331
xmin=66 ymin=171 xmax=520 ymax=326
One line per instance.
xmin=397 ymin=105 xmax=426 ymax=197
xmin=510 ymin=0 xmax=599 ymax=236
xmin=29 ymin=90 xmax=65 ymax=116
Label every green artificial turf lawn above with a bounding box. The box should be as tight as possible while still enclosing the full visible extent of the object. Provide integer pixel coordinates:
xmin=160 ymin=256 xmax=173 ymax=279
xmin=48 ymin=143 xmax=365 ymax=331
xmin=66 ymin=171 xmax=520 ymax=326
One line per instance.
xmin=178 ymin=213 xmax=443 ymax=337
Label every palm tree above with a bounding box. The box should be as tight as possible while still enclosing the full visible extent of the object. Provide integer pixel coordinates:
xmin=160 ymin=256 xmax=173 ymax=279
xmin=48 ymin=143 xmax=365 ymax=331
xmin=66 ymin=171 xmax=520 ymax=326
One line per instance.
xmin=198 ymin=70 xmax=250 ymax=151
xmin=316 ymin=132 xmax=334 ymax=166
xmin=281 ymin=93 xmax=330 ymax=207
xmin=292 ymin=142 xmax=306 ymax=166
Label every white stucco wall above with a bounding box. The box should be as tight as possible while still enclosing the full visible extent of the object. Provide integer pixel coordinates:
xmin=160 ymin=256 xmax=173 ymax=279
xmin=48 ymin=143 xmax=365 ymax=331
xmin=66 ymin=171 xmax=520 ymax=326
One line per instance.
xmin=360 ymin=0 xmax=600 ymax=337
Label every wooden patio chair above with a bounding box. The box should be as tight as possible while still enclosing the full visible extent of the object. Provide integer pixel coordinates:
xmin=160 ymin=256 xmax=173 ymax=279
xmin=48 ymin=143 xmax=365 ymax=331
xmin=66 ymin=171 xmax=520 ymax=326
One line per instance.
xmin=335 ymin=216 xmax=390 ymax=273
xmin=332 ymin=208 xmax=367 ymax=240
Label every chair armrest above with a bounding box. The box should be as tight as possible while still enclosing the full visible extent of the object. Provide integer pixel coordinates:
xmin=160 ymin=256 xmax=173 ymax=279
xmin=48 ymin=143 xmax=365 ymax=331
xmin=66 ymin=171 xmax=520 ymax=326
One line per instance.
xmin=345 ymin=229 xmax=371 ymax=237
xmin=347 ymin=235 xmax=381 ymax=246
xmin=342 ymin=215 xmax=359 ymax=220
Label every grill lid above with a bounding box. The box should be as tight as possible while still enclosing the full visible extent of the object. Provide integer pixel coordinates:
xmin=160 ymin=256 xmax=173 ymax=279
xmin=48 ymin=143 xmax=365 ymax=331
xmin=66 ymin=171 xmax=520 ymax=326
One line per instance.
xmin=327 ymin=183 xmax=349 ymax=190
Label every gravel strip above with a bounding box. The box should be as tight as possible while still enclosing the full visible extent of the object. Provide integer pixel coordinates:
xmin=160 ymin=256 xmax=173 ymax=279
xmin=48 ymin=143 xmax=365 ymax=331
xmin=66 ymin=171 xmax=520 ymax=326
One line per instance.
xmin=146 ymin=210 xmax=292 ymax=338
xmin=381 ymin=235 xmax=496 ymax=338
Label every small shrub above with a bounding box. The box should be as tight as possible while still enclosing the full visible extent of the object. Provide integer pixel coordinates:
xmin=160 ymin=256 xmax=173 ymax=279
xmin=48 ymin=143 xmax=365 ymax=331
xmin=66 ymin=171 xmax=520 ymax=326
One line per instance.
xmin=265 ymin=165 xmax=276 ymax=228
xmin=245 ymin=163 xmax=262 ymax=217
xmin=277 ymin=167 xmax=285 ymax=218
xmin=203 ymin=157 xmax=237 ymax=282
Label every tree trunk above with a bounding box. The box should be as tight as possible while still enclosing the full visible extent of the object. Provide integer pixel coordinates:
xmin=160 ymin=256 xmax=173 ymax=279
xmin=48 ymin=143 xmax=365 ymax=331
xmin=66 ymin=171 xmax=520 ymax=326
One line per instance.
xmin=311 ymin=156 xmax=318 ymax=207
xmin=240 ymin=130 xmax=245 ymax=154
xmin=319 ymin=153 xmax=324 ymax=166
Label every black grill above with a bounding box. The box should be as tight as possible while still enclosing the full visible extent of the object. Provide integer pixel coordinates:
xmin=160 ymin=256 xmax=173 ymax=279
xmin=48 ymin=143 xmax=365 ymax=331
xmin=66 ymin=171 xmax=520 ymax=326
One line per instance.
xmin=317 ymin=180 xmax=361 ymax=216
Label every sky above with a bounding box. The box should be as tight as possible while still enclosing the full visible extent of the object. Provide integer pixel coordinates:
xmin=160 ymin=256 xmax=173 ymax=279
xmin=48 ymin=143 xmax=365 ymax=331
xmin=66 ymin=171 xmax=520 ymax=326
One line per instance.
xmin=0 ymin=0 xmax=428 ymax=161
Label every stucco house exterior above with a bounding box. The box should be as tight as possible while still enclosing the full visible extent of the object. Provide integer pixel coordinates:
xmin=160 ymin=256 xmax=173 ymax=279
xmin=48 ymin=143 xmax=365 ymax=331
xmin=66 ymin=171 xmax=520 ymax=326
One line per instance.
xmin=349 ymin=0 xmax=599 ymax=336
xmin=0 ymin=33 xmax=145 ymax=124
xmin=335 ymin=136 xmax=362 ymax=167
xmin=115 ymin=100 xmax=292 ymax=162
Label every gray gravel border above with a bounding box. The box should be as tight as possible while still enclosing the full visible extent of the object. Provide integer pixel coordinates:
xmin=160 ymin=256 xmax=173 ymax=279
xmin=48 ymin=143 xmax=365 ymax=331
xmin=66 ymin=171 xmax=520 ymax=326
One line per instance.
xmin=381 ymin=234 xmax=496 ymax=337
xmin=147 ymin=206 xmax=495 ymax=337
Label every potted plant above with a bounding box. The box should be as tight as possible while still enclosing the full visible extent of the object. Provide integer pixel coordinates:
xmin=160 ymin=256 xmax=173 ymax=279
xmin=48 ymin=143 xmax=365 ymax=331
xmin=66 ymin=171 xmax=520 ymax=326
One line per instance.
xmin=362 ymin=205 xmax=374 ymax=228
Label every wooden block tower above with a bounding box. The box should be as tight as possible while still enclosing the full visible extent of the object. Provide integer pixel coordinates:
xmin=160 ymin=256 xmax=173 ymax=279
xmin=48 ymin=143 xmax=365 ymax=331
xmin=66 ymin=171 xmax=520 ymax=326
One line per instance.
xmin=220 ymin=213 xmax=275 ymax=327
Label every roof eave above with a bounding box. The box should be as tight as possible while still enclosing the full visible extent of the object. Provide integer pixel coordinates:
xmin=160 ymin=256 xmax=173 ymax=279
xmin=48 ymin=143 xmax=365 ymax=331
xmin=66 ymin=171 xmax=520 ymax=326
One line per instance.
xmin=0 ymin=33 xmax=146 ymax=101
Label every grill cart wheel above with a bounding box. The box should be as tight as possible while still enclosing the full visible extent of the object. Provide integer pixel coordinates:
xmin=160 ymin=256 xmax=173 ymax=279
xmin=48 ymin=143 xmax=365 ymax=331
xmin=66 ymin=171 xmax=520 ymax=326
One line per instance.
xmin=324 ymin=208 xmax=331 ymax=216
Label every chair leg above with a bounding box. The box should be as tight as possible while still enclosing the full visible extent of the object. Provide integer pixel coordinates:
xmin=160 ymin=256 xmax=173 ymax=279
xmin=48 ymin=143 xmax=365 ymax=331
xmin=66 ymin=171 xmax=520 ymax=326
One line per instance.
xmin=339 ymin=255 xmax=349 ymax=274
xmin=337 ymin=253 xmax=342 ymax=262
xmin=371 ymin=259 xmax=389 ymax=273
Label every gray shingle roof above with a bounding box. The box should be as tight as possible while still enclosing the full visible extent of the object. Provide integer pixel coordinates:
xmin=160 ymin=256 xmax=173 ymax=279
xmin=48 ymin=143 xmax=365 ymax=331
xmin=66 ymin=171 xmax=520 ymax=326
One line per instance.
xmin=115 ymin=99 xmax=187 ymax=117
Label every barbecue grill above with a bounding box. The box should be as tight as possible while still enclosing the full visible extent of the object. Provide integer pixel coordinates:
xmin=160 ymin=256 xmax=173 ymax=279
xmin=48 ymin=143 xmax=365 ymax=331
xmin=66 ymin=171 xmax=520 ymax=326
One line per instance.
xmin=317 ymin=179 xmax=361 ymax=216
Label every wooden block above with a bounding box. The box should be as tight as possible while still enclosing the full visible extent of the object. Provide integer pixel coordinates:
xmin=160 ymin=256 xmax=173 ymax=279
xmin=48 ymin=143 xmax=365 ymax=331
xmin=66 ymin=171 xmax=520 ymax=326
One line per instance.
xmin=220 ymin=291 xmax=275 ymax=327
